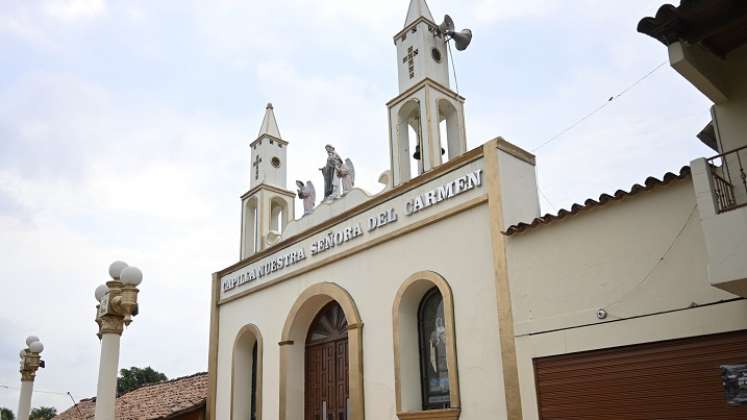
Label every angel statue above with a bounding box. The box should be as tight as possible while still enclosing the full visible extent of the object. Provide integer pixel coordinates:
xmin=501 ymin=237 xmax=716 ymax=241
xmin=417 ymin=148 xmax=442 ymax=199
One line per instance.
xmin=338 ymin=158 xmax=356 ymax=194
xmin=296 ymin=180 xmax=316 ymax=216
xmin=319 ymin=144 xmax=343 ymax=199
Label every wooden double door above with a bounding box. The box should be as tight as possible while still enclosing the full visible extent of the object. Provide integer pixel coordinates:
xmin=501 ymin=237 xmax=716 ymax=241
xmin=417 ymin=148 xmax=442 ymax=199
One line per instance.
xmin=305 ymin=302 xmax=350 ymax=420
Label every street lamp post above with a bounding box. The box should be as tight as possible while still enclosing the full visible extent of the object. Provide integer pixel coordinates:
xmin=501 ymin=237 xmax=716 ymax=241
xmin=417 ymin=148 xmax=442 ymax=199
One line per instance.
xmin=18 ymin=336 xmax=44 ymax=420
xmin=94 ymin=261 xmax=143 ymax=420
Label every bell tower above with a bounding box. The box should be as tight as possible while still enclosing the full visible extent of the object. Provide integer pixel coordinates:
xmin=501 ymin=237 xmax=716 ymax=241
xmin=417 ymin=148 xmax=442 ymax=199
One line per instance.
xmin=240 ymin=103 xmax=296 ymax=258
xmin=388 ymin=0 xmax=468 ymax=186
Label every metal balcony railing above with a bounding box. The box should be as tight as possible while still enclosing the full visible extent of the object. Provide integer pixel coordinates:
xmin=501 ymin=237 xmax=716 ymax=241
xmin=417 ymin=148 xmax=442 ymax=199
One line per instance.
xmin=707 ymin=145 xmax=747 ymax=213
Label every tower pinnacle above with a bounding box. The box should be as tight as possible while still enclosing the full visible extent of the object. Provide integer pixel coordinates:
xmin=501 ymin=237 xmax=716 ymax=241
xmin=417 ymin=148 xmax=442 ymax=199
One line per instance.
xmin=257 ymin=102 xmax=281 ymax=139
xmin=404 ymin=0 xmax=435 ymax=26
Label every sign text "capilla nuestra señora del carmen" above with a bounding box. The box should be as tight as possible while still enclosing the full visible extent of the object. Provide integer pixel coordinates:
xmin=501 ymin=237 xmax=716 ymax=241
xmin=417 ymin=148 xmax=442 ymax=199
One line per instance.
xmin=221 ymin=169 xmax=483 ymax=293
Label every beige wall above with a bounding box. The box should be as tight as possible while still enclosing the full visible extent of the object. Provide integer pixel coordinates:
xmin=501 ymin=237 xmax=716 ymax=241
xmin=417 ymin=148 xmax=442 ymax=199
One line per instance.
xmin=506 ymin=178 xmax=747 ymax=419
xmin=216 ymin=203 xmax=508 ymax=420
xmin=498 ymin=150 xmax=540 ymax=230
xmin=691 ymin=158 xmax=747 ymax=296
xmin=712 ymin=43 xmax=747 ymax=153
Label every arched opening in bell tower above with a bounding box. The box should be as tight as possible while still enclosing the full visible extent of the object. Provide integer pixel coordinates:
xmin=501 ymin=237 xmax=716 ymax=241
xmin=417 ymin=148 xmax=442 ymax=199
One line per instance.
xmin=438 ymin=99 xmax=461 ymax=162
xmin=243 ymin=197 xmax=259 ymax=257
xmin=270 ymin=197 xmax=288 ymax=234
xmin=397 ymin=99 xmax=423 ymax=182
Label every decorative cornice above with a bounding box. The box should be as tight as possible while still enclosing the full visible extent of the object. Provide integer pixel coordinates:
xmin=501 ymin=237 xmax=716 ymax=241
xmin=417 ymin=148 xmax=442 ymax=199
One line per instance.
xmin=393 ymin=16 xmax=438 ymax=42
xmin=494 ymin=138 xmax=536 ymax=166
xmin=99 ymin=314 xmax=125 ymax=336
xmin=241 ymin=184 xmax=296 ymax=200
xmin=250 ymin=133 xmax=288 ymax=147
xmin=387 ymin=78 xmax=465 ymax=108
xmin=19 ymin=351 xmax=42 ymax=382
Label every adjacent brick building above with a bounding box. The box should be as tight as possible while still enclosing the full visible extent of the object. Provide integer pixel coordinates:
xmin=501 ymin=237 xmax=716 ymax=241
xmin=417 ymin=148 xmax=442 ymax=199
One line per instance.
xmin=54 ymin=373 xmax=207 ymax=420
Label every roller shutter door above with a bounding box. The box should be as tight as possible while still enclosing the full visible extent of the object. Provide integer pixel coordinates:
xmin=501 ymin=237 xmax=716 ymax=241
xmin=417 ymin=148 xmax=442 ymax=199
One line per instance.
xmin=534 ymin=330 xmax=747 ymax=419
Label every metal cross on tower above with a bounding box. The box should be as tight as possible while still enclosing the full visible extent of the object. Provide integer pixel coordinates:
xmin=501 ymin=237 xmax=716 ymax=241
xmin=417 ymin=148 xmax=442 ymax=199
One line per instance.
xmin=253 ymin=155 xmax=262 ymax=180
xmin=402 ymin=46 xmax=419 ymax=79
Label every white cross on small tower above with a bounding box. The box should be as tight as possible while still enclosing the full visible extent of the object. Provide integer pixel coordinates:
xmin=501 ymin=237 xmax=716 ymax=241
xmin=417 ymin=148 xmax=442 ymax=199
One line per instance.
xmin=253 ymin=155 xmax=262 ymax=180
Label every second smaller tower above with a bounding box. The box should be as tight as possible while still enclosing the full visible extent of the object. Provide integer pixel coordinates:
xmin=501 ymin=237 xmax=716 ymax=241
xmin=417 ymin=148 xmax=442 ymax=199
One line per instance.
xmin=240 ymin=103 xmax=296 ymax=258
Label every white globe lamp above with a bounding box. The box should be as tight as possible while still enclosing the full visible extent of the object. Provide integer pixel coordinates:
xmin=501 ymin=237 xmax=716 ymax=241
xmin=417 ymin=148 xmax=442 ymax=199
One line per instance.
xmin=120 ymin=266 xmax=143 ymax=286
xmin=108 ymin=261 xmax=129 ymax=280
xmin=28 ymin=341 xmax=44 ymax=354
xmin=95 ymin=284 xmax=109 ymax=302
xmin=25 ymin=336 xmax=39 ymax=346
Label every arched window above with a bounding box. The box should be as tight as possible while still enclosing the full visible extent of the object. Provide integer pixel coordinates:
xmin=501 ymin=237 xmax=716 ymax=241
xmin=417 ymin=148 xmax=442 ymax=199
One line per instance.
xmin=250 ymin=342 xmax=258 ymax=420
xmin=417 ymin=287 xmax=450 ymax=410
xmin=232 ymin=325 xmax=263 ymax=420
xmin=392 ymin=271 xmax=459 ymax=416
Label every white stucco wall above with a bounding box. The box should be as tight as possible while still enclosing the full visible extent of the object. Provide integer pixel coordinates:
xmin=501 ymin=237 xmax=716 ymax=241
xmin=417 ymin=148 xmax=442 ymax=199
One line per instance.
xmin=505 ymin=177 xmax=747 ymax=419
xmin=498 ymin=150 xmax=540 ymax=229
xmin=713 ymin=43 xmax=747 ymax=153
xmin=216 ymin=202 xmax=507 ymax=420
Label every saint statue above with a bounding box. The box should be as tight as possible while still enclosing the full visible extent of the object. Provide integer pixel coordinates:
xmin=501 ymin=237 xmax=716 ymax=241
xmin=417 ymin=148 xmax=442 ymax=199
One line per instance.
xmin=320 ymin=145 xmax=343 ymax=199
xmin=338 ymin=158 xmax=356 ymax=195
xmin=429 ymin=315 xmax=449 ymax=393
xmin=296 ymin=180 xmax=316 ymax=216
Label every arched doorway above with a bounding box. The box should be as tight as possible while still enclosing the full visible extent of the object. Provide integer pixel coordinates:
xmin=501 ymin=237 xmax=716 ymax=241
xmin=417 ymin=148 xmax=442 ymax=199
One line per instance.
xmin=305 ymin=301 xmax=350 ymax=420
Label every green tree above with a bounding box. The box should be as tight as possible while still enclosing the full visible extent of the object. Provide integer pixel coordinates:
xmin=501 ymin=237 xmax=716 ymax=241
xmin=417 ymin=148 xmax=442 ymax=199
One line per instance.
xmin=117 ymin=366 xmax=167 ymax=395
xmin=0 ymin=407 xmax=15 ymax=420
xmin=29 ymin=407 xmax=56 ymax=420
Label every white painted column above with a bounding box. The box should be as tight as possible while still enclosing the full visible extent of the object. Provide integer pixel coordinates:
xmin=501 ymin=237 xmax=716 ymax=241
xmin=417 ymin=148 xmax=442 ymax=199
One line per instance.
xmin=17 ymin=380 xmax=34 ymax=420
xmin=94 ymin=333 xmax=121 ymax=420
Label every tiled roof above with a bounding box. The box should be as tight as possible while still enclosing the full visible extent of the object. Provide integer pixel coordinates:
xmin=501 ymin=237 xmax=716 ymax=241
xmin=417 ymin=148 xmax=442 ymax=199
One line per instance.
xmin=54 ymin=372 xmax=207 ymax=420
xmin=505 ymin=166 xmax=692 ymax=236
xmin=637 ymin=1 xmax=747 ymax=57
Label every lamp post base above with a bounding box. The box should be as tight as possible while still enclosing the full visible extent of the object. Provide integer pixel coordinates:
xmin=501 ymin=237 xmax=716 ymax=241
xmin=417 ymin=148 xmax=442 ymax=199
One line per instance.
xmin=94 ymin=333 xmax=122 ymax=420
xmin=17 ymin=380 xmax=34 ymax=420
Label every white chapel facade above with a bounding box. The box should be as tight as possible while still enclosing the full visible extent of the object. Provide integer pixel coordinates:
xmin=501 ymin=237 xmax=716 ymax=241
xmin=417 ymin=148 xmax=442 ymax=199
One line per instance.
xmin=208 ymin=1 xmax=747 ymax=420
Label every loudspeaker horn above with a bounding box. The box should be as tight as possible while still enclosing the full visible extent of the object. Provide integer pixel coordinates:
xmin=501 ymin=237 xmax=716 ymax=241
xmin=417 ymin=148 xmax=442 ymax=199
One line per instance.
xmin=450 ymin=28 xmax=473 ymax=51
xmin=438 ymin=14 xmax=455 ymax=36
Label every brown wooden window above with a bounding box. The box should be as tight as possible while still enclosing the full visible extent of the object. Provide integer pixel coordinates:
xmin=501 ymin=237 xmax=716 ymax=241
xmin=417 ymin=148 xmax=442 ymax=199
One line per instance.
xmin=417 ymin=287 xmax=450 ymax=410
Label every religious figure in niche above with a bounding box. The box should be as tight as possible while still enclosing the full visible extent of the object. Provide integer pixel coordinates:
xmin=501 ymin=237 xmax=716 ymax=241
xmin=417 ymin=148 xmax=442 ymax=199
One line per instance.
xmin=296 ymin=180 xmax=316 ymax=216
xmin=338 ymin=158 xmax=356 ymax=195
xmin=320 ymin=144 xmax=343 ymax=199
xmin=429 ymin=315 xmax=449 ymax=394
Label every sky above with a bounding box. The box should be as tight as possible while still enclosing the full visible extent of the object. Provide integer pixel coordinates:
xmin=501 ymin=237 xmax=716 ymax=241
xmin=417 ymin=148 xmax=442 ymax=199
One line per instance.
xmin=0 ymin=0 xmax=715 ymax=413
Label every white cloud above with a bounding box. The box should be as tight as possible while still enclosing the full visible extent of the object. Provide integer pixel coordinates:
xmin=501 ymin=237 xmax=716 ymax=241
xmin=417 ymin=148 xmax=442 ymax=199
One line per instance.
xmin=42 ymin=0 xmax=107 ymax=22
xmin=472 ymin=0 xmax=560 ymax=23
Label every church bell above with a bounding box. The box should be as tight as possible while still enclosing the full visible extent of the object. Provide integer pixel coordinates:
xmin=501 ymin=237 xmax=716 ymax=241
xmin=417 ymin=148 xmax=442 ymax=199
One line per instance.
xmin=412 ymin=144 xmax=446 ymax=160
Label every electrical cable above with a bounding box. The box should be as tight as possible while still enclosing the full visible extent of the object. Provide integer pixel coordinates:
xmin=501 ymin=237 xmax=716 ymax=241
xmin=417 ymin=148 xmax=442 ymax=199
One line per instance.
xmin=537 ymin=184 xmax=557 ymax=213
xmin=447 ymin=40 xmax=460 ymax=94
xmin=1 ymin=385 xmax=84 ymax=416
xmin=0 ymin=384 xmax=68 ymax=396
xmin=531 ymin=61 xmax=668 ymax=153
xmin=604 ymin=204 xmax=697 ymax=311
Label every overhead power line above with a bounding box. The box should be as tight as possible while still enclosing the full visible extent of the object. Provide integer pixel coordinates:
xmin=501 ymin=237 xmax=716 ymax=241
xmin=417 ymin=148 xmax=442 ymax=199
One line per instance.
xmin=532 ymin=61 xmax=668 ymax=153
xmin=0 ymin=384 xmax=68 ymax=396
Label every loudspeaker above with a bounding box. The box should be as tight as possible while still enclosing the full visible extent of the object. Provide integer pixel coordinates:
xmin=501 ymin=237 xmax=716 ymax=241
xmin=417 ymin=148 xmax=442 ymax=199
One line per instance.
xmin=450 ymin=29 xmax=473 ymax=51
